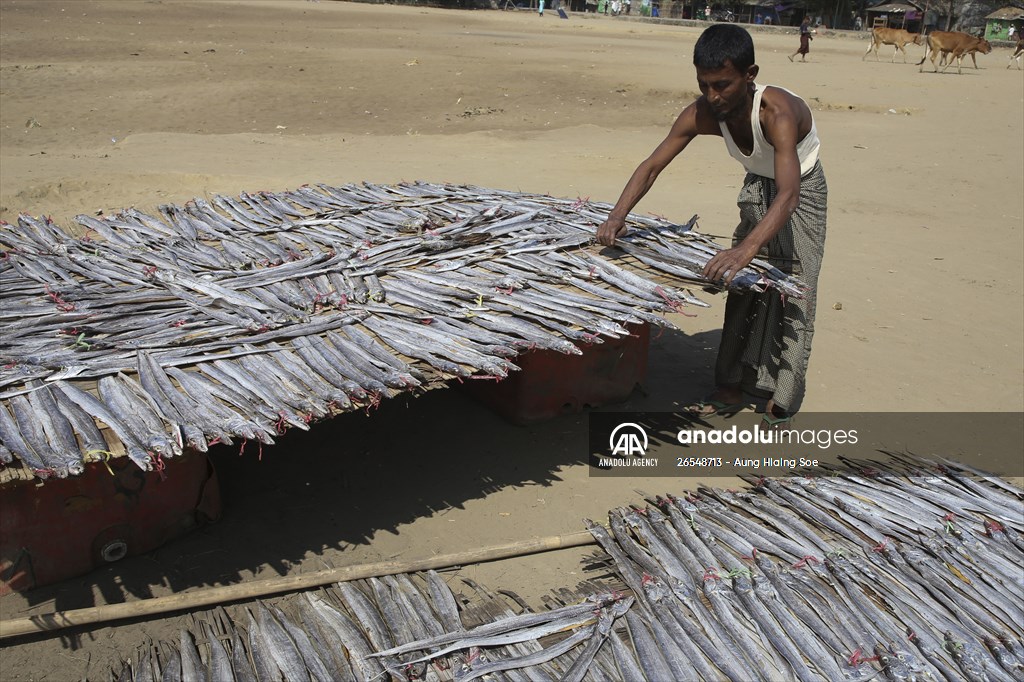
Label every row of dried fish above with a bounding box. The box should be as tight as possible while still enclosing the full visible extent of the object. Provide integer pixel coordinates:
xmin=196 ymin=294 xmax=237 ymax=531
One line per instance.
xmin=0 ymin=296 xmax=661 ymax=477
xmin=1 ymin=280 xmax=664 ymax=477
xmin=108 ymin=454 xmax=1022 ymax=681
xmin=112 ymin=572 xmax=634 ymax=682
xmin=588 ymin=453 xmax=1024 ymax=681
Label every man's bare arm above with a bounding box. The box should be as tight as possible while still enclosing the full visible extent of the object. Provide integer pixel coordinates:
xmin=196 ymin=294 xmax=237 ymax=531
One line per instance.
xmin=596 ymin=102 xmax=713 ymax=246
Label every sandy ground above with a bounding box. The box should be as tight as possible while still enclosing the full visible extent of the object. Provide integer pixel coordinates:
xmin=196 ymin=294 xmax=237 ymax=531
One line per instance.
xmin=0 ymin=0 xmax=1022 ymax=678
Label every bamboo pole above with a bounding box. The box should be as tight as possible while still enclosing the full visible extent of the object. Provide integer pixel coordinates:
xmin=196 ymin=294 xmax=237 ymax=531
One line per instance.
xmin=0 ymin=530 xmax=599 ymax=640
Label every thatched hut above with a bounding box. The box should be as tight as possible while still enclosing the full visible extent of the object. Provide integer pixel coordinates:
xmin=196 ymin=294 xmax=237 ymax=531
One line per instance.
xmin=984 ymin=5 xmax=1024 ymax=39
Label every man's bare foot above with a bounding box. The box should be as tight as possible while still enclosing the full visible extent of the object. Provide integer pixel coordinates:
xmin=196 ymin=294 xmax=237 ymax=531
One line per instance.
xmin=761 ymin=400 xmax=793 ymax=427
xmin=685 ymin=388 xmax=746 ymax=416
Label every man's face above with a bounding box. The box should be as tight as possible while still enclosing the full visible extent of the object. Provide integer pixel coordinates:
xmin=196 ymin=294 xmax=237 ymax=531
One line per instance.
xmin=696 ymin=60 xmax=756 ymax=122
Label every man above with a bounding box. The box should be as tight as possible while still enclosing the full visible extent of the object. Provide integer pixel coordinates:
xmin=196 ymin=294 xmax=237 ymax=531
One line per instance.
xmin=596 ymin=24 xmax=827 ymax=425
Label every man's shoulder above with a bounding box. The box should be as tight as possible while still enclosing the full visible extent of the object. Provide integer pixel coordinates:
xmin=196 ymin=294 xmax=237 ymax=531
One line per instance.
xmin=761 ymin=84 xmax=804 ymax=101
xmin=759 ymin=85 xmax=811 ymax=114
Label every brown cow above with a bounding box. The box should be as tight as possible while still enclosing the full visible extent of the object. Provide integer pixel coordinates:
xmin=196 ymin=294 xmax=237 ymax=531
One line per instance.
xmin=937 ymin=45 xmax=985 ymax=69
xmin=1009 ymin=37 xmax=1023 ymax=69
xmin=918 ymin=30 xmax=992 ymax=74
xmin=863 ymin=27 xmax=924 ymax=63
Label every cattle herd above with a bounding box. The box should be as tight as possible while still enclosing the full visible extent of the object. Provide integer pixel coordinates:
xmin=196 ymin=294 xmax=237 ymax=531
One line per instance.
xmin=863 ymin=26 xmax=1023 ymax=72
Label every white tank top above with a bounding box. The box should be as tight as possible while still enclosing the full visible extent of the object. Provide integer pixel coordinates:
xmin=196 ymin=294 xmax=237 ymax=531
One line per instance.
xmin=719 ymin=83 xmax=820 ymax=179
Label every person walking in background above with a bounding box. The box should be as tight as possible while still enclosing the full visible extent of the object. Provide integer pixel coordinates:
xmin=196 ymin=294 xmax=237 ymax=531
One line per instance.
xmin=596 ymin=24 xmax=827 ymax=426
xmin=539 ymin=0 xmax=544 ymax=15
xmin=789 ymin=17 xmax=813 ymax=61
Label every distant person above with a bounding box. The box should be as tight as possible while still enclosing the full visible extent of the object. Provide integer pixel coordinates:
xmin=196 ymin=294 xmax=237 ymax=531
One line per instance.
xmin=854 ymin=15 xmax=862 ymax=31
xmin=596 ymin=24 xmax=828 ymax=426
xmin=755 ymin=13 xmax=763 ymax=24
xmin=764 ymin=15 xmax=772 ymax=25
xmin=539 ymin=0 xmax=544 ymax=15
xmin=789 ymin=16 xmax=813 ymax=61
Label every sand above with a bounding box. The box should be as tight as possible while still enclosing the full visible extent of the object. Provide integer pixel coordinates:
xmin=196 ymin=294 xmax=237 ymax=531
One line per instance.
xmin=0 ymin=0 xmax=1021 ymax=678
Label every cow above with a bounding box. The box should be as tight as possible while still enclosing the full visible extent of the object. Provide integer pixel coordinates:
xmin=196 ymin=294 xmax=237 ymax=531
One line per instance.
xmin=937 ymin=45 xmax=985 ymax=69
xmin=1009 ymin=37 xmax=1023 ymax=69
xmin=918 ymin=30 xmax=992 ymax=74
xmin=863 ymin=27 xmax=924 ymax=63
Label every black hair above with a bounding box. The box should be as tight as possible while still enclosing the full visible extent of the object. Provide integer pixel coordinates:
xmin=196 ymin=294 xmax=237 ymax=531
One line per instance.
xmin=693 ymin=24 xmax=755 ymax=72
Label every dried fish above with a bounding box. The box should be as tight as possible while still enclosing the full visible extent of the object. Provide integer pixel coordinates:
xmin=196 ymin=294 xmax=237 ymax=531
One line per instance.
xmin=4 ymin=182 xmax=813 ymax=478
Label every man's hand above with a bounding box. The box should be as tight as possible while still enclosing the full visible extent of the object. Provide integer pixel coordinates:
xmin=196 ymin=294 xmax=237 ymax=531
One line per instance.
xmin=597 ymin=217 xmax=628 ymax=247
xmin=702 ymin=243 xmax=758 ymax=285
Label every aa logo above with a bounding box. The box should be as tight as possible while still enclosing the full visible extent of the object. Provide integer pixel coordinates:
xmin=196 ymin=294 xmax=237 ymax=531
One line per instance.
xmin=609 ymin=423 xmax=648 ymax=457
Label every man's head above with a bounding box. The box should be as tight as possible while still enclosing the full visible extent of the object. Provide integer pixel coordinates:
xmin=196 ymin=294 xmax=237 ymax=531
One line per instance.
xmin=693 ymin=24 xmax=756 ymax=72
xmin=693 ymin=25 xmax=758 ymax=121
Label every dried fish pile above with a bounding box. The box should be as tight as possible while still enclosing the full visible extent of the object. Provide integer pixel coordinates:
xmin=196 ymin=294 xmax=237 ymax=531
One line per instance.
xmin=111 ymin=572 xmax=634 ymax=682
xmin=588 ymin=453 xmax=1024 ymax=681
xmin=109 ymin=454 xmax=1023 ymax=681
xmin=0 ymin=182 xmax=807 ymax=481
